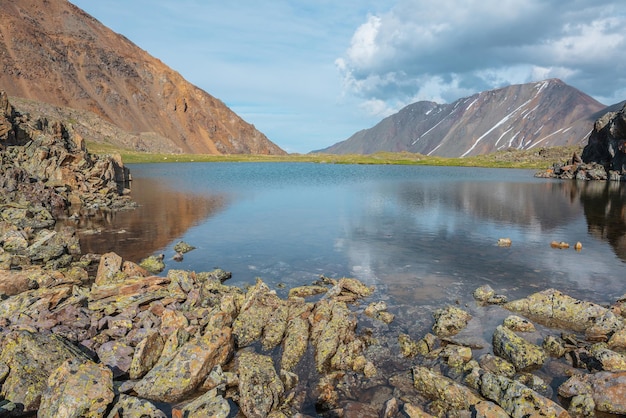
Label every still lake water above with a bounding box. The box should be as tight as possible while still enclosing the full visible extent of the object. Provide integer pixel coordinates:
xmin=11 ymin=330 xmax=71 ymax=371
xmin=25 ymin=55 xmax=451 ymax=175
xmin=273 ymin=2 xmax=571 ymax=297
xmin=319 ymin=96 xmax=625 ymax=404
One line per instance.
xmin=76 ymin=162 xmax=626 ymax=320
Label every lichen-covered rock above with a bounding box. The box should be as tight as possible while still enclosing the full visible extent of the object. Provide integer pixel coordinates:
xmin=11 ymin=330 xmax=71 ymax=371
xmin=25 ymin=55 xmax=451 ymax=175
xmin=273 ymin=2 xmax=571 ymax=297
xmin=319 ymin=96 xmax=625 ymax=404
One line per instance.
xmin=38 ymin=357 xmax=114 ymax=418
xmin=589 ymin=343 xmax=626 ymax=371
xmin=97 ymin=340 xmax=134 ymax=378
xmin=310 ymin=299 xmax=358 ymax=373
xmin=492 ymin=325 xmax=546 ymax=371
xmin=441 ymin=344 xmax=473 ymax=368
xmin=364 ymin=300 xmax=395 ymax=324
xmin=473 ymin=285 xmax=496 ymax=302
xmin=232 ymin=279 xmax=284 ymax=347
xmin=105 ymin=394 xmax=166 ymax=418
xmin=238 ymin=351 xmax=284 ymax=418
xmin=559 ymin=371 xmax=626 ymax=414
xmin=478 ymin=371 xmax=569 ymax=417
xmin=288 ymin=285 xmax=328 ymax=298
xmin=403 ymin=403 xmax=435 ymax=417
xmin=129 ymin=331 xmax=164 ymax=379
xmin=412 ymin=366 xmax=507 ymax=415
xmin=280 ymin=300 xmax=313 ymax=371
xmin=568 ymin=394 xmax=595 ymax=417
xmin=134 ymin=326 xmax=233 ymax=402
xmin=478 ymin=354 xmax=516 ymax=378
xmin=432 ymin=305 xmax=472 ymax=337
xmin=88 ymin=275 xmax=180 ymax=315
xmin=608 ymin=327 xmax=626 ymax=350
xmin=262 ymin=298 xmax=289 ymax=350
xmin=139 ymin=254 xmax=165 ymax=274
xmin=173 ymin=241 xmax=195 ymax=254
xmin=543 ymin=335 xmax=567 ymax=358
xmin=0 ymin=330 xmax=89 ymax=411
xmin=398 ymin=333 xmax=428 ymax=358
xmin=503 ymin=315 xmax=536 ymax=332
xmin=172 ymin=388 xmax=230 ymax=418
xmin=504 ymin=289 xmax=624 ymax=338
xmin=95 ymin=252 xmax=123 ymax=285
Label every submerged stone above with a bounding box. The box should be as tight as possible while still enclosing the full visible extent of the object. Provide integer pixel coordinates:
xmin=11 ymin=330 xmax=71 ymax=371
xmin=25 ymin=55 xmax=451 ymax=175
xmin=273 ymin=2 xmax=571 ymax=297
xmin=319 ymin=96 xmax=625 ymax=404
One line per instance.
xmin=432 ymin=305 xmax=472 ymax=337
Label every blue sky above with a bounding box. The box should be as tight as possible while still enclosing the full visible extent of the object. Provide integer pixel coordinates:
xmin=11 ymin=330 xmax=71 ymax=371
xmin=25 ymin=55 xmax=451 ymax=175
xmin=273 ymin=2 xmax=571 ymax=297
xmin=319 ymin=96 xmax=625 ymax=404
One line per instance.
xmin=69 ymin=1 xmax=625 ymax=154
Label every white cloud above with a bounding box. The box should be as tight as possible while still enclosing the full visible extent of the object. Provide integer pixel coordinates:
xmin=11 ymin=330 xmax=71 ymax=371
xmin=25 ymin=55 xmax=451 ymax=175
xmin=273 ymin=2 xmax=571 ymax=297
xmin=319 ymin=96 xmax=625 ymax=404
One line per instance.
xmin=337 ymin=0 xmax=626 ymax=109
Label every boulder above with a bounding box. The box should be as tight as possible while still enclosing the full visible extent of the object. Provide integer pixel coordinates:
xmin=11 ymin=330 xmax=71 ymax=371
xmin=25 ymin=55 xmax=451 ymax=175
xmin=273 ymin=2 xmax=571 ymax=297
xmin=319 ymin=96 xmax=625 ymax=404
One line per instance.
xmin=310 ymin=298 xmax=361 ymax=373
xmin=173 ymin=240 xmax=195 ymax=254
xmin=172 ymin=388 xmax=230 ymax=418
xmin=139 ymin=254 xmax=165 ymax=274
xmin=232 ymin=279 xmax=285 ymax=347
xmin=559 ymin=371 xmax=626 ymax=414
xmin=129 ymin=331 xmax=165 ymax=379
xmin=478 ymin=371 xmax=569 ymax=417
xmin=280 ymin=300 xmax=313 ymax=371
xmin=412 ymin=366 xmax=507 ymax=415
xmin=38 ymin=357 xmax=114 ymax=418
xmin=504 ymin=288 xmax=623 ymax=338
xmin=133 ymin=326 xmax=233 ymax=402
xmin=589 ymin=343 xmax=626 ymax=372
xmin=492 ymin=325 xmax=546 ymax=371
xmin=97 ymin=340 xmax=134 ymax=378
xmin=105 ymin=394 xmax=167 ymax=418
xmin=0 ymin=330 xmax=90 ymax=411
xmin=431 ymin=305 xmax=472 ymax=337
xmin=238 ymin=351 xmax=284 ymax=418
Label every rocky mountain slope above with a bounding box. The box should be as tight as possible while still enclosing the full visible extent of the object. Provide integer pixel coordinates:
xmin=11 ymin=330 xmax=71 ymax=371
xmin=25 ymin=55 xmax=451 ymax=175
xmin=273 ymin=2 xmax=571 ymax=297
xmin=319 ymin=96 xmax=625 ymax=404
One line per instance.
xmin=319 ymin=79 xmax=608 ymax=157
xmin=0 ymin=0 xmax=285 ymax=155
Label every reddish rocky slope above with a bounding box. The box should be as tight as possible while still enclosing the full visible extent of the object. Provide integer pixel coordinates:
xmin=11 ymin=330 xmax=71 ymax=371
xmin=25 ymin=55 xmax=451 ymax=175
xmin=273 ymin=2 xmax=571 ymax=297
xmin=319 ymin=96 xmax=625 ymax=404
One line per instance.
xmin=0 ymin=0 xmax=285 ymax=155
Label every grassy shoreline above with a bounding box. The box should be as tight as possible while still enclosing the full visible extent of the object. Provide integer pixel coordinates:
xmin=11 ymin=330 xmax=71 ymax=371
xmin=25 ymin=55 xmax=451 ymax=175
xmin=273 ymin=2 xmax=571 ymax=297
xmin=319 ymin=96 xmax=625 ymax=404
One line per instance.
xmin=87 ymin=141 xmax=582 ymax=170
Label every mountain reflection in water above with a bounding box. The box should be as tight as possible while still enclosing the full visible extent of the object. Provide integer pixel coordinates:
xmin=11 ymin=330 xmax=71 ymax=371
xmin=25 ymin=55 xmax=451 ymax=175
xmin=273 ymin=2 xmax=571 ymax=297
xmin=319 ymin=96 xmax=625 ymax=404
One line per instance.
xmin=64 ymin=176 xmax=227 ymax=263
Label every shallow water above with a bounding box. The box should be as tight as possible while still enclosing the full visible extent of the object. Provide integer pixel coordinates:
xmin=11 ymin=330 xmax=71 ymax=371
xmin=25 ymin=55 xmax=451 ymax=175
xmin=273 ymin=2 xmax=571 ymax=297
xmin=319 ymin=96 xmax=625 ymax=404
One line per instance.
xmin=74 ymin=162 xmax=626 ymax=311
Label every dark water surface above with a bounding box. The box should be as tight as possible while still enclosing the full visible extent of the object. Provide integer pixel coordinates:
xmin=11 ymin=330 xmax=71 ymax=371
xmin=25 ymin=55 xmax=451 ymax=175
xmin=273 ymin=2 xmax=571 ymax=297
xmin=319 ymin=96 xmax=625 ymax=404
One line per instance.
xmin=76 ymin=162 xmax=626 ymax=313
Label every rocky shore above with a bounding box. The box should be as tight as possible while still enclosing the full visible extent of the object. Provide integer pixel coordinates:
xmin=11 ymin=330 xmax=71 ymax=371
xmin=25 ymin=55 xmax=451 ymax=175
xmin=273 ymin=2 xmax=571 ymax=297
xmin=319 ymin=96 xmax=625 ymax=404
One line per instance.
xmin=2 ymin=253 xmax=626 ymax=417
xmin=536 ymin=103 xmax=626 ymax=181
xmin=2 ymin=91 xmax=626 ymax=417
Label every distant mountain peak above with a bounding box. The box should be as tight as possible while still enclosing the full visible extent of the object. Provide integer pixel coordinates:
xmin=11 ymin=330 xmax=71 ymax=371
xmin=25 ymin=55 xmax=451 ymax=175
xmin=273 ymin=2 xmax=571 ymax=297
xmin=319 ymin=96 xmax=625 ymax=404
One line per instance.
xmin=319 ymin=79 xmax=607 ymax=157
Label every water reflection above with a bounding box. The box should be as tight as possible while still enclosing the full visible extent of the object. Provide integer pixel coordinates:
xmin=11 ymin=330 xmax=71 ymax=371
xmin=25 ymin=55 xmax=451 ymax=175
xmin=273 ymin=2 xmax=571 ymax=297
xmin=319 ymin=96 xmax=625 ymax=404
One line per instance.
xmin=61 ymin=177 xmax=228 ymax=263
xmin=341 ymin=175 xmax=626 ymax=306
xmin=62 ymin=163 xmax=626 ymax=308
xmin=577 ymin=180 xmax=626 ymax=262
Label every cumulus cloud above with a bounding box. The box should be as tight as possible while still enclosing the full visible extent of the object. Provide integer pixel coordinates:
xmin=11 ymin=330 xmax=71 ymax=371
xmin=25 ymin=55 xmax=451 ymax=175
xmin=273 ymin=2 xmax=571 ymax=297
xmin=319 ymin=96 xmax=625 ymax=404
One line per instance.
xmin=337 ymin=0 xmax=626 ymax=114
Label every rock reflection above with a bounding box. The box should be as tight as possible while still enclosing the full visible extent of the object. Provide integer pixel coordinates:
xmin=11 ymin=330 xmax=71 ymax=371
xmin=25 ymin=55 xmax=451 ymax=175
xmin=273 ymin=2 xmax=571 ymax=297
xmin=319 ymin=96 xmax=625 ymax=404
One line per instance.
xmin=396 ymin=180 xmax=582 ymax=230
xmin=577 ymin=180 xmax=626 ymax=262
xmin=59 ymin=177 xmax=227 ymax=263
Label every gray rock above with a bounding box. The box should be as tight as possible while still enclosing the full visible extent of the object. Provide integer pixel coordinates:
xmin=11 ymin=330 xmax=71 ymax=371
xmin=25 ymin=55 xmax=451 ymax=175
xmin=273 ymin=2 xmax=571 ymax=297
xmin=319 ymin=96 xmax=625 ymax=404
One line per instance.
xmin=478 ymin=371 xmax=568 ymax=417
xmin=492 ymin=325 xmax=546 ymax=371
xmin=134 ymin=326 xmax=233 ymax=402
xmin=0 ymin=330 xmax=89 ymax=411
xmin=559 ymin=371 xmax=626 ymax=414
xmin=173 ymin=388 xmax=230 ymax=418
xmin=106 ymin=394 xmax=166 ymax=418
xmin=38 ymin=357 xmax=114 ymax=418
xmin=432 ymin=305 xmax=472 ymax=337
xmin=238 ymin=351 xmax=284 ymax=418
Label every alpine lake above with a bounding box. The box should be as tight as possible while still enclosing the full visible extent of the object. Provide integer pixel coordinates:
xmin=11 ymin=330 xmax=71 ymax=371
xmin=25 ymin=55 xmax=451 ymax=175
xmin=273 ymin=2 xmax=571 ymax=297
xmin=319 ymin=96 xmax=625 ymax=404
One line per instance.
xmin=62 ymin=161 xmax=626 ymax=412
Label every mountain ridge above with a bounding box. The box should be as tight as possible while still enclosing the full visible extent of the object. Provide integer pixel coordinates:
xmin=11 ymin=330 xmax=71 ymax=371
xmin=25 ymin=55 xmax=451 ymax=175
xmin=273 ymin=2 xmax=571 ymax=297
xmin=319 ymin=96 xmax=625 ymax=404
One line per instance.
xmin=0 ymin=0 xmax=285 ymax=155
xmin=318 ymin=79 xmax=611 ymax=157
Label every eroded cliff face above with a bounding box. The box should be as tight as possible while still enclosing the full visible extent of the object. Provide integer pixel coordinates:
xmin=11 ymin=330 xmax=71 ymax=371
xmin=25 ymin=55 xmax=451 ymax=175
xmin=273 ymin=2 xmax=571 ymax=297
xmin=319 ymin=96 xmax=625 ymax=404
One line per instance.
xmin=0 ymin=0 xmax=285 ymax=155
xmin=582 ymin=103 xmax=626 ymax=173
